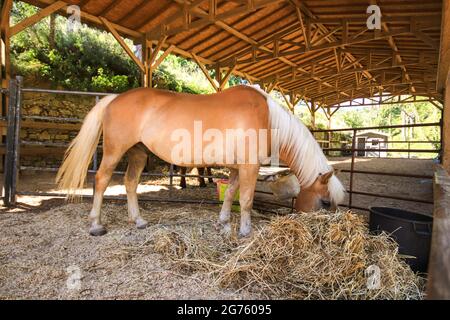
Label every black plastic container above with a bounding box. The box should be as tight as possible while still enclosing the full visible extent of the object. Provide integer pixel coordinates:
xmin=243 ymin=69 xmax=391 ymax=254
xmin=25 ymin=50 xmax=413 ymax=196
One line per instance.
xmin=369 ymin=207 xmax=433 ymax=273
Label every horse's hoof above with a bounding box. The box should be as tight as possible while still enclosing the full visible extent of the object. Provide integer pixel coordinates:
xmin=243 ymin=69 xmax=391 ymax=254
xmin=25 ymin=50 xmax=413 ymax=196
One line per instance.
xmin=136 ymin=218 xmax=149 ymax=230
xmin=238 ymin=229 xmax=252 ymax=238
xmin=220 ymin=223 xmax=232 ymax=236
xmin=89 ymin=225 xmax=107 ymax=237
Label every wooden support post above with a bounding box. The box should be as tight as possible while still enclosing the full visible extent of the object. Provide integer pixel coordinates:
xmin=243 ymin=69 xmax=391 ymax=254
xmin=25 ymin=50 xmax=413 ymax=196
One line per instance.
xmin=143 ymin=37 xmax=175 ymax=88
xmin=193 ymin=57 xmax=237 ymax=93
xmin=3 ymin=76 xmax=21 ymax=206
xmin=281 ymin=93 xmax=293 ymax=112
xmin=141 ymin=37 xmax=151 ymax=87
xmin=219 ymin=64 xmax=236 ymax=91
xmin=427 ymin=165 xmax=450 ymax=299
xmin=215 ymin=64 xmax=221 ymax=92
xmin=153 ymin=44 xmax=174 ymax=70
xmin=3 ymin=78 xmax=16 ymax=205
xmin=443 ymin=72 xmax=450 ymax=173
xmin=310 ymin=100 xmax=316 ymax=129
xmin=1 ymin=0 xmax=12 ymax=173
xmin=148 ymin=36 xmax=167 ymax=68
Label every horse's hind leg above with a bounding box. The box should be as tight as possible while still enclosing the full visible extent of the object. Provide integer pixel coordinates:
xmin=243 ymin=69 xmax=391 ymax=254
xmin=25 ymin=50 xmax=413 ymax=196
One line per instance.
xmin=89 ymin=147 xmax=126 ymax=236
xmin=207 ymin=167 xmax=214 ymax=183
xmin=217 ymin=168 xmax=239 ymax=234
xmin=124 ymin=146 xmax=148 ymax=229
xmin=197 ymin=167 xmax=207 ymax=188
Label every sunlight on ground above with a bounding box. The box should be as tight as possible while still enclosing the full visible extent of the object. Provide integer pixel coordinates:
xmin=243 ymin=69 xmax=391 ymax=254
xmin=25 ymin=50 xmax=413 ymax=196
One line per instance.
xmin=0 ymin=196 xmax=55 ymax=212
xmin=327 ymin=158 xmax=373 ymax=165
xmin=55 ymin=184 xmax=172 ymax=196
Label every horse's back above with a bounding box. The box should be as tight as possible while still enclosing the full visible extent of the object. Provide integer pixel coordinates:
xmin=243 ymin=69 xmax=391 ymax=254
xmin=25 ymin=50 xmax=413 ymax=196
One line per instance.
xmin=101 ymin=86 xmax=271 ymax=166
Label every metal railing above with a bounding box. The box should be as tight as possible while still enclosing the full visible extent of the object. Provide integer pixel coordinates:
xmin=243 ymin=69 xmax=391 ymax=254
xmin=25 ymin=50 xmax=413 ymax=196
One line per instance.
xmin=311 ymin=123 xmax=441 ymax=211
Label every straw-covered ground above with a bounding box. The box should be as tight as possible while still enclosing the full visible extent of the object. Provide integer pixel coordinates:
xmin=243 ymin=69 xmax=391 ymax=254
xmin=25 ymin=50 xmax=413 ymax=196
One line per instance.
xmin=0 ymin=201 xmax=425 ymax=300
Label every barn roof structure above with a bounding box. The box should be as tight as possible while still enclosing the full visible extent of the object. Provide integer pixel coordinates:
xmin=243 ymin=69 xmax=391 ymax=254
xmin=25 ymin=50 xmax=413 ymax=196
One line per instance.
xmin=3 ymin=0 xmax=446 ymax=112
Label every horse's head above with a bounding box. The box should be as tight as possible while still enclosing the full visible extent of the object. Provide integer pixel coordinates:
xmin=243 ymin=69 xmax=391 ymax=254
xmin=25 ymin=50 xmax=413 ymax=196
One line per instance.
xmin=295 ymin=169 xmax=345 ymax=213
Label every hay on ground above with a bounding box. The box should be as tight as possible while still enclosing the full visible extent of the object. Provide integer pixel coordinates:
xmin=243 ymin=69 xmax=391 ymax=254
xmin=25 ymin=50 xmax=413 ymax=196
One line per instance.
xmin=153 ymin=210 xmax=424 ymax=300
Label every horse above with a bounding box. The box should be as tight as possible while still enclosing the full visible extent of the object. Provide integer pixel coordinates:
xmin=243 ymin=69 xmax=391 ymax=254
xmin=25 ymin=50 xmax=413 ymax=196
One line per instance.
xmin=56 ymin=85 xmax=345 ymax=237
xmin=174 ymin=165 xmax=213 ymax=189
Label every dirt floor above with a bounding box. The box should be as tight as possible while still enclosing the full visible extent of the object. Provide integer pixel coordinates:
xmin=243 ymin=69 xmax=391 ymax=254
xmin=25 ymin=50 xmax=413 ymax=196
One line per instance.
xmin=329 ymin=157 xmax=434 ymax=216
xmin=0 ymin=201 xmax=264 ymax=300
xmin=0 ymin=158 xmax=433 ymax=300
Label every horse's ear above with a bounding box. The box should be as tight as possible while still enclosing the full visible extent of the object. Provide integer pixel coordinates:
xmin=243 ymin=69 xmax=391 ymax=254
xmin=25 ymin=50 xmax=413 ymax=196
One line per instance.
xmin=319 ymin=170 xmax=334 ymax=184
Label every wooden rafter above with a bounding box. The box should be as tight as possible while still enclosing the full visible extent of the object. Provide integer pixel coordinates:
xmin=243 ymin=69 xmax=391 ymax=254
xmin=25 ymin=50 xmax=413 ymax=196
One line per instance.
xmin=192 ymin=53 xmax=219 ymax=91
xmin=100 ymin=17 xmax=145 ymax=72
xmin=10 ymin=1 xmax=66 ymax=36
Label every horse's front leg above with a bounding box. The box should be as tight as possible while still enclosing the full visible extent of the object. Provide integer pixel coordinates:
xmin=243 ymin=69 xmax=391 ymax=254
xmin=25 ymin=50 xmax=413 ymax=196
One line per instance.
xmin=197 ymin=167 xmax=207 ymax=188
xmin=124 ymin=146 xmax=148 ymax=229
xmin=238 ymin=165 xmax=259 ymax=237
xmin=179 ymin=166 xmax=187 ymax=189
xmin=217 ymin=168 xmax=239 ymax=234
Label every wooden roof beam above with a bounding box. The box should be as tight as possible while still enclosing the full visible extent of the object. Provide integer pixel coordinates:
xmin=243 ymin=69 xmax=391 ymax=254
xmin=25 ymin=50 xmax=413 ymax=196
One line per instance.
xmin=98 ymin=0 xmax=121 ymax=17
xmin=311 ymin=80 xmax=436 ymax=101
xmin=225 ymin=20 xmax=414 ymax=66
xmin=289 ymin=0 xmax=375 ymax=84
xmin=192 ymin=53 xmax=219 ymax=91
xmin=381 ymin=18 xmax=416 ymax=93
xmin=117 ymin=0 xmax=148 ymax=25
xmin=100 ymin=17 xmax=145 ymax=72
xmin=10 ymin=1 xmax=66 ymax=36
xmin=170 ymin=0 xmax=338 ymax=94
xmin=22 ymin=0 xmax=143 ymax=39
xmin=153 ymin=0 xmax=284 ymax=40
xmin=77 ymin=0 xmax=91 ymax=9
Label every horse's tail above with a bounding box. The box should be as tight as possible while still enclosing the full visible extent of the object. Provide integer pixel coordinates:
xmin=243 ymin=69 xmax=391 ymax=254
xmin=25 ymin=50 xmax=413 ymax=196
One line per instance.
xmin=56 ymin=94 xmax=118 ymax=199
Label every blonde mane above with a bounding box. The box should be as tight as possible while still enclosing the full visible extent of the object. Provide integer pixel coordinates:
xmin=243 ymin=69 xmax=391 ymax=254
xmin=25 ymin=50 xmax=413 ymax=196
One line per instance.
xmin=248 ymin=85 xmax=345 ymax=205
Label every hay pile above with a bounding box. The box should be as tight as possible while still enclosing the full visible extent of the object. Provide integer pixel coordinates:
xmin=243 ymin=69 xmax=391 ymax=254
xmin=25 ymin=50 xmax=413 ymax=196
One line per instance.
xmin=152 ymin=210 xmax=424 ymax=300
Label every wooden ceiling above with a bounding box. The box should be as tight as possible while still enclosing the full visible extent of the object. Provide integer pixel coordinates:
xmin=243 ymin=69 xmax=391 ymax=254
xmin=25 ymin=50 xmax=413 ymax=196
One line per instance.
xmin=22 ymin=0 xmax=444 ymax=108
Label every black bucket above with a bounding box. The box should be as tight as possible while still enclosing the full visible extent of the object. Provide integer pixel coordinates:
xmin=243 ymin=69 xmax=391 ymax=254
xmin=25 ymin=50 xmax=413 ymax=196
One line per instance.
xmin=369 ymin=207 xmax=432 ymax=273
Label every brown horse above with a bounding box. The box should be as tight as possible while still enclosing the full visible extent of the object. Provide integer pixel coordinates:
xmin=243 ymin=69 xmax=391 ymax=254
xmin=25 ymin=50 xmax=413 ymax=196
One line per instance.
xmin=57 ymin=85 xmax=345 ymax=237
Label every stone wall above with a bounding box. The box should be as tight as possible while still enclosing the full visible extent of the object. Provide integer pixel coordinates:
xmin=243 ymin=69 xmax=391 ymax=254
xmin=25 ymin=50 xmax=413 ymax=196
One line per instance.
xmin=19 ymin=90 xmax=165 ymax=171
xmin=20 ymin=92 xmax=94 ymax=168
